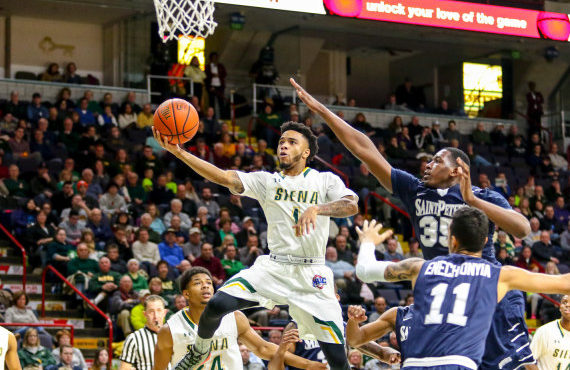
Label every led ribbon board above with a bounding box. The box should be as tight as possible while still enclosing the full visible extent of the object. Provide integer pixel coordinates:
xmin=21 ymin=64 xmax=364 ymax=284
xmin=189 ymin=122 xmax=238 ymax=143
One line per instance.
xmin=323 ymin=0 xmax=570 ymax=41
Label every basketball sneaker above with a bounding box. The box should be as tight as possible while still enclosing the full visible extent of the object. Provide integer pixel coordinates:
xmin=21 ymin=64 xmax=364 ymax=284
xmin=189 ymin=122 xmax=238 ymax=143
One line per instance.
xmin=174 ymin=345 xmax=211 ymax=370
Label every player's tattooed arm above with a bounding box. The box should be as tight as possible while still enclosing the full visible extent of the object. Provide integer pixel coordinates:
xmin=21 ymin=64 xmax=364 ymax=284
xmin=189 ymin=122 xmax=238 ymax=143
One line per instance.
xmin=227 ymin=171 xmax=245 ymax=194
xmin=315 ymin=195 xmax=359 ymax=217
xmin=384 ymin=258 xmax=424 ymax=282
xmin=294 ymin=196 xmax=358 ymax=236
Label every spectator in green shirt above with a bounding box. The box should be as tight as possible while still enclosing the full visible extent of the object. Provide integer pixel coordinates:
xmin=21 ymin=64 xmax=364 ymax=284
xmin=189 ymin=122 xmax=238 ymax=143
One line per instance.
xmin=221 ymin=245 xmax=245 ymax=278
xmin=2 ymin=164 xmax=30 ymax=198
xmin=472 ymin=122 xmax=491 ymax=145
xmin=125 ymin=259 xmax=149 ymax=292
xmin=68 ymin=242 xmax=99 ymax=299
xmin=18 ymin=328 xmax=57 ymax=369
xmin=87 ymin=256 xmax=121 ymax=313
xmin=46 ymin=228 xmax=74 ymax=276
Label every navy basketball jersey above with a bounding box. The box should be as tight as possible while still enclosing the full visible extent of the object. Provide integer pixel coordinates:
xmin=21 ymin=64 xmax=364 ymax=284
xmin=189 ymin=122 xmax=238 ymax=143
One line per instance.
xmin=396 ymin=305 xmax=414 ymax=364
xmin=403 ymin=254 xmax=501 ymax=369
xmin=391 ymin=168 xmax=510 ymax=261
xmin=288 ymin=339 xmax=326 ymax=370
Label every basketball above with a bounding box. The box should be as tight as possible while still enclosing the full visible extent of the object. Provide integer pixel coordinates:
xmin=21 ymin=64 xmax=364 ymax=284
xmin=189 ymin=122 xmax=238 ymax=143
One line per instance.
xmin=153 ymin=98 xmax=200 ymax=144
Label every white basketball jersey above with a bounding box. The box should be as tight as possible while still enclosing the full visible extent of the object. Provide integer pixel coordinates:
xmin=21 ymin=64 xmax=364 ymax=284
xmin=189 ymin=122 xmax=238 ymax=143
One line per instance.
xmin=0 ymin=326 xmax=10 ymax=370
xmin=167 ymin=308 xmax=242 ymax=370
xmin=531 ymin=319 xmax=570 ymax=370
xmin=234 ymin=168 xmax=356 ymax=258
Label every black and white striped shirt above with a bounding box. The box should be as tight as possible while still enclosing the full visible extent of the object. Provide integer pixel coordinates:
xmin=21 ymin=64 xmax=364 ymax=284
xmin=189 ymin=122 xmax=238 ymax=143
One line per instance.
xmin=119 ymin=326 xmax=158 ymax=370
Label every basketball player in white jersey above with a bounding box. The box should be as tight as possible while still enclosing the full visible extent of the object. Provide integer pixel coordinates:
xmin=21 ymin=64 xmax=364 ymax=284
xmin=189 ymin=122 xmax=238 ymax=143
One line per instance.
xmin=530 ymin=295 xmax=570 ymax=370
xmin=153 ymin=121 xmax=358 ymax=370
xmin=0 ymin=326 xmax=22 ymax=370
xmin=153 ymin=267 xmax=326 ymax=370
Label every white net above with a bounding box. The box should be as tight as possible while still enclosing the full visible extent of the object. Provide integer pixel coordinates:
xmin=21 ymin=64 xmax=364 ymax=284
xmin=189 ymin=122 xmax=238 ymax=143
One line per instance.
xmin=153 ymin=0 xmax=217 ymax=42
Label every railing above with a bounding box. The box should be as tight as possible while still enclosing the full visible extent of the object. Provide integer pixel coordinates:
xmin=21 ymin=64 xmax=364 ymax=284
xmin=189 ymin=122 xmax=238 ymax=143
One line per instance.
xmin=538 ymin=293 xmax=560 ymax=307
xmin=41 ymin=265 xmax=113 ymax=362
xmin=146 ymin=75 xmax=194 ymax=103
xmin=253 ymin=83 xmax=297 ymax=116
xmin=363 ymin=192 xmax=415 ymax=237
xmin=0 ymin=222 xmax=26 ymax=293
xmin=0 ymin=323 xmax=75 ymax=344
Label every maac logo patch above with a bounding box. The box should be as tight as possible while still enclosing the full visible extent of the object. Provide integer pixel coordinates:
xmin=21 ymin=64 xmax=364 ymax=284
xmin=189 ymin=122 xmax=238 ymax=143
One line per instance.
xmin=312 ymin=275 xmax=327 ymax=289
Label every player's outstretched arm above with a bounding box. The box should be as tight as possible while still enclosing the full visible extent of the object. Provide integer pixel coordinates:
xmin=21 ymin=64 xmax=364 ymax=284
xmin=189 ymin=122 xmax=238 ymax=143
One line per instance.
xmin=346 ymin=306 xmax=397 ymax=348
xmin=355 ymin=220 xmax=424 ymax=284
xmin=6 ymin=331 xmax=22 ymax=370
xmin=153 ymin=325 xmax=174 ymax=370
xmin=153 ymin=128 xmax=244 ymax=194
xmin=457 ymin=158 xmax=530 ymax=238
xmin=498 ymin=265 xmax=570 ymax=302
xmin=358 ymin=341 xmax=401 ymax=366
xmin=235 ymin=312 xmax=327 ymax=370
xmin=290 ymin=78 xmax=394 ymax=192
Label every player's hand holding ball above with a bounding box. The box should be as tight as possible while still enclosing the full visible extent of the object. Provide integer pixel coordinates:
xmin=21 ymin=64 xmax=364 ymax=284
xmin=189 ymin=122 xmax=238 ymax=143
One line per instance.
xmin=355 ymin=219 xmax=393 ymax=245
xmin=152 ymin=98 xmax=200 ymax=153
xmin=347 ymin=305 xmax=368 ymax=324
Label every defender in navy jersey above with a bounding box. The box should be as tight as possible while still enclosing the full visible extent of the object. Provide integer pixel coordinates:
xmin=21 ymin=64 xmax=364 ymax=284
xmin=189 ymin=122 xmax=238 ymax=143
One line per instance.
xmin=291 ymin=78 xmax=533 ymax=369
xmin=351 ymin=210 xmax=570 ymax=369
xmin=284 ymin=320 xmax=401 ymax=370
xmin=346 ymin=304 xmax=414 ymax=366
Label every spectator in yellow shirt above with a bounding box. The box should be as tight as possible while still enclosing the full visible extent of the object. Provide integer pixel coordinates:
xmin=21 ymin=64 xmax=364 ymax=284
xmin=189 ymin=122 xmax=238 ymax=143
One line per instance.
xmin=137 ymin=104 xmax=154 ymax=129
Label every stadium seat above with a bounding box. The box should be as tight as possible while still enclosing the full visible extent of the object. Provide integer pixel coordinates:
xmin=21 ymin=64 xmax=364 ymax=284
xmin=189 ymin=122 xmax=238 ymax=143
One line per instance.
xmin=14 ymin=71 xmax=37 ymax=80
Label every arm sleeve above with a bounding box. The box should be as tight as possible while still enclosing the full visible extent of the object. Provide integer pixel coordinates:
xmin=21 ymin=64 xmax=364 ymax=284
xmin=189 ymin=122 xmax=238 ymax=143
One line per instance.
xmin=325 ymin=173 xmax=357 ymax=202
xmin=232 ymin=171 xmax=270 ymax=204
xmin=390 ymin=168 xmax=420 ymax=207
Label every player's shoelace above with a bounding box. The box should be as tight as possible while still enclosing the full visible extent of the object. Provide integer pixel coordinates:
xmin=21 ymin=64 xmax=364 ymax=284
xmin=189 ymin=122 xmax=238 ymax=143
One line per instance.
xmin=174 ymin=346 xmax=211 ymax=370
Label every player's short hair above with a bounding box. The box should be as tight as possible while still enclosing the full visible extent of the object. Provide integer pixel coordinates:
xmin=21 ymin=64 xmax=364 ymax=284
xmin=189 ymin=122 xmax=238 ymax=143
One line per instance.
xmin=179 ymin=266 xmax=213 ymax=291
xmin=450 ymin=207 xmax=488 ymax=253
xmin=443 ymin=147 xmax=470 ymax=168
xmin=280 ymin=121 xmax=319 ymax=162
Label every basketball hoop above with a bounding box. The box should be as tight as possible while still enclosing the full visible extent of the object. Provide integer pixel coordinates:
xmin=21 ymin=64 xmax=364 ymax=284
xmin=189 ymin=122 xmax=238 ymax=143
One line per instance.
xmin=153 ymin=0 xmax=217 ymax=43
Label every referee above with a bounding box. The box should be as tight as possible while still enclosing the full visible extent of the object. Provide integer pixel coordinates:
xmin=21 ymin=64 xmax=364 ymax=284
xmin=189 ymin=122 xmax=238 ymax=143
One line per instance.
xmin=119 ymin=294 xmax=167 ymax=370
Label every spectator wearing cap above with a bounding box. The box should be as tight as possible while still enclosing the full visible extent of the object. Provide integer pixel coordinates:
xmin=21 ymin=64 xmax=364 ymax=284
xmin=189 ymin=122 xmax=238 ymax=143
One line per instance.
xmin=129 ymin=289 xmax=151 ymax=331
xmin=221 ymin=245 xmax=245 ymax=278
xmin=404 ymin=238 xmax=423 ymax=259
xmin=28 ymin=93 xmax=49 ymax=123
xmin=193 ymin=243 xmax=226 ymax=285
xmin=76 ymin=180 xmax=99 ymax=209
xmin=183 ymin=227 xmax=203 ymax=262
xmin=158 ymin=229 xmax=185 ymax=268
xmin=235 ymin=216 xmax=257 ymax=247
xmin=30 ymin=162 xmax=57 ymax=198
